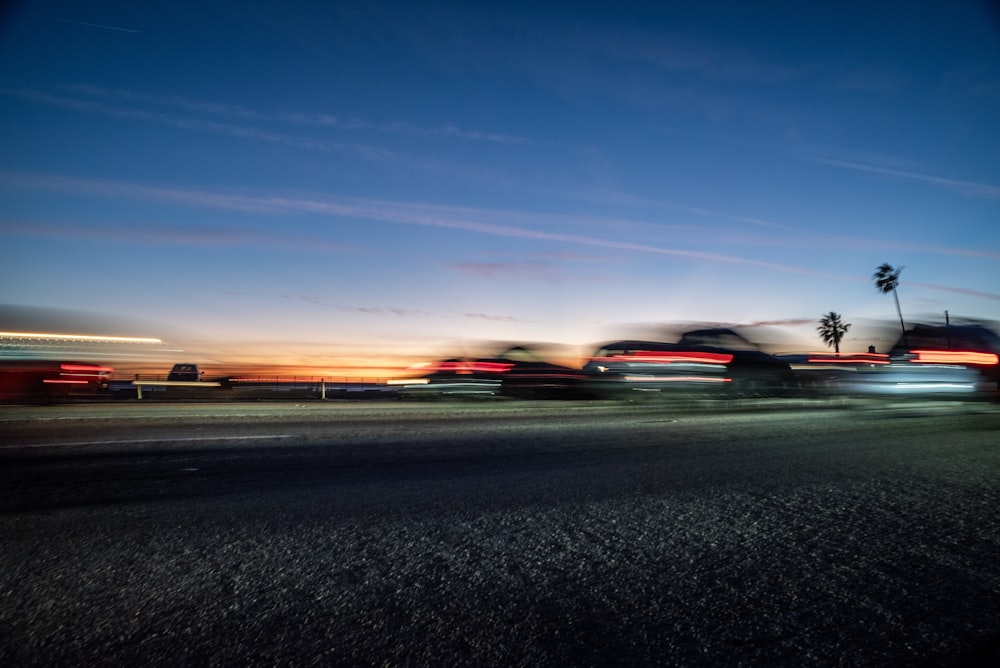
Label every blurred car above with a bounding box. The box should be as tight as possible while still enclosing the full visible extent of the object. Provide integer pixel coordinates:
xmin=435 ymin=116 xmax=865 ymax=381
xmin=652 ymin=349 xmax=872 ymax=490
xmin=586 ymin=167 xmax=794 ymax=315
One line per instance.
xmin=399 ymin=347 xmax=588 ymax=400
xmin=888 ymin=323 xmax=1000 ymax=392
xmin=782 ymin=352 xmax=984 ymax=396
xmin=0 ymin=360 xmax=113 ymax=403
xmin=781 ymin=351 xmax=892 ymax=394
xmin=781 ymin=322 xmax=1000 ymax=397
xmin=582 ymin=340 xmax=796 ymax=398
xmin=497 ymin=359 xmax=587 ymax=399
xmin=398 ymin=358 xmax=508 ymax=398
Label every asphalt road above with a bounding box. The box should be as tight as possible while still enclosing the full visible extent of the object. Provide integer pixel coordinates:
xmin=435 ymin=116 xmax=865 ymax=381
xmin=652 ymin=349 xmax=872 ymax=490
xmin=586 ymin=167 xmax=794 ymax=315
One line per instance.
xmin=2 ymin=399 xmax=999 ymax=667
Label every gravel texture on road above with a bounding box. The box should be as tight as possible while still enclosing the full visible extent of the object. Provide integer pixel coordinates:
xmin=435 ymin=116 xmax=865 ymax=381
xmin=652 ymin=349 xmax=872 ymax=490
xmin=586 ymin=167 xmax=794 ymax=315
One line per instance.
xmin=1 ymin=400 xmax=999 ymax=666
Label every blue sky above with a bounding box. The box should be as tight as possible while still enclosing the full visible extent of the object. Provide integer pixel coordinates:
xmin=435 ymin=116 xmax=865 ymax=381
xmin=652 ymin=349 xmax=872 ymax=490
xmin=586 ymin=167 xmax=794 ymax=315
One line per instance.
xmin=1 ymin=1 xmax=999 ymax=374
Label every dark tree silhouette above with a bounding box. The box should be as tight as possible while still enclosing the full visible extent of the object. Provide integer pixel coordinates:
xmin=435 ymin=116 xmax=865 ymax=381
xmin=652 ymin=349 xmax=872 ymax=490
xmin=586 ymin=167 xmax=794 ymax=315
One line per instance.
xmin=818 ymin=311 xmax=851 ymax=354
xmin=873 ymin=263 xmax=907 ymax=346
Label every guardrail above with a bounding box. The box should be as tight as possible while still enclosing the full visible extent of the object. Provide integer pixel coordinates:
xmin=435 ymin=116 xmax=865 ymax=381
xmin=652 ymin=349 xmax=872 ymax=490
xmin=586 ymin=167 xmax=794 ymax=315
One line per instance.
xmin=112 ymin=376 xmax=399 ymax=400
xmin=132 ymin=380 xmax=222 ymax=399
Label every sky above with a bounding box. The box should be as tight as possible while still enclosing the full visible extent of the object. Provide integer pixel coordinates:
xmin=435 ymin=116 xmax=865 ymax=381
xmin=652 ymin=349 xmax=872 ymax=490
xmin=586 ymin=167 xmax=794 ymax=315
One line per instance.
xmin=1 ymin=1 xmax=999 ymax=376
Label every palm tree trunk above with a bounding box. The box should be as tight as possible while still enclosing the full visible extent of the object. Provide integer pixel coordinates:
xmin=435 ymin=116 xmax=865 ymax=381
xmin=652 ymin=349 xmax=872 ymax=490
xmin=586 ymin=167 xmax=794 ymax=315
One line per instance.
xmin=893 ymin=288 xmax=907 ymax=347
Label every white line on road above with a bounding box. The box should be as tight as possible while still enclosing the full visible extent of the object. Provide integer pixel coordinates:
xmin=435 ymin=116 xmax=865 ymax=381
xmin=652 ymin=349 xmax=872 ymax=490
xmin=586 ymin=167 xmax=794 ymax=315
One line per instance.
xmin=0 ymin=435 xmax=295 ymax=449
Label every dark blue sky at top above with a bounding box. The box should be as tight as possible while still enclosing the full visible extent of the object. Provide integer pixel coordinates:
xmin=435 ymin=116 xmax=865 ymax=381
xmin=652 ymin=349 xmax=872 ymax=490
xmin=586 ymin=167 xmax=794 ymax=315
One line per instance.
xmin=1 ymin=1 xmax=998 ymax=369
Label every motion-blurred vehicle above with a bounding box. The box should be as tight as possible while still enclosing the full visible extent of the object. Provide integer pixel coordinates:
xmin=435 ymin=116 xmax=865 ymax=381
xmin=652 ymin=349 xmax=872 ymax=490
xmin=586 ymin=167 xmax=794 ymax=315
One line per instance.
xmin=887 ymin=323 xmax=1000 ymax=393
xmin=582 ymin=339 xmax=796 ymax=398
xmin=782 ymin=351 xmax=984 ymax=396
xmin=0 ymin=360 xmax=113 ymax=403
xmin=398 ymin=358 xmax=508 ymax=398
xmin=782 ymin=322 xmax=1000 ymax=397
xmin=399 ymin=347 xmax=587 ymax=399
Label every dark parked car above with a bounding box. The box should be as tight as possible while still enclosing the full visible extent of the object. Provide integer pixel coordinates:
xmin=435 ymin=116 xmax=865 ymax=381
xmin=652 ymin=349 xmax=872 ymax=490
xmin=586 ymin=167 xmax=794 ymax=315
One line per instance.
xmin=167 ymin=363 xmax=202 ymax=381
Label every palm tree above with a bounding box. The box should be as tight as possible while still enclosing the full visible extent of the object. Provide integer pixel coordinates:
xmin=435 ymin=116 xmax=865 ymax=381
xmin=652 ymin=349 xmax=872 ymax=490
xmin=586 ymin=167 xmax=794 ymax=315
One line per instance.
xmin=818 ymin=311 xmax=851 ymax=354
xmin=873 ymin=263 xmax=907 ymax=346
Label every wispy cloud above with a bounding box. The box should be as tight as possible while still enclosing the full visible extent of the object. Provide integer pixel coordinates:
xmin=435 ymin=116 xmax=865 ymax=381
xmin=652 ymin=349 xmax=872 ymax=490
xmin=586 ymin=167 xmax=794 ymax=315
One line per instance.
xmin=281 ymin=197 xmax=852 ymax=280
xmin=41 ymin=16 xmax=141 ymax=33
xmin=462 ymin=313 xmax=524 ymax=322
xmin=812 ymin=154 xmax=1000 ymax=200
xmin=61 ymin=84 xmax=528 ymax=144
xmin=621 ymin=39 xmax=803 ymax=85
xmin=338 ymin=305 xmax=432 ymax=317
xmin=286 ymin=294 xmax=431 ymax=317
xmin=533 ymin=251 xmax=614 ymax=263
xmin=0 ymin=170 xmax=880 ymax=282
xmin=285 ymin=293 xmax=523 ymax=323
xmin=0 ymin=218 xmax=360 ymax=254
xmin=1 ymin=87 xmax=407 ymax=162
xmin=445 ymin=261 xmax=562 ymax=283
xmin=909 ymin=283 xmax=1000 ymax=301
xmin=747 ymin=318 xmax=815 ymax=327
xmin=583 ymin=150 xmax=999 ymax=257
xmin=578 ymin=183 xmax=1000 ymax=260
xmin=6 ymin=171 xmax=998 ymax=296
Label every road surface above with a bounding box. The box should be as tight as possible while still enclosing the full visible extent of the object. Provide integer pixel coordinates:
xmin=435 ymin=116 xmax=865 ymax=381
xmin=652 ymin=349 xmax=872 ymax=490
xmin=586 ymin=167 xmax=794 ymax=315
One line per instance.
xmin=1 ymin=399 xmax=999 ymax=666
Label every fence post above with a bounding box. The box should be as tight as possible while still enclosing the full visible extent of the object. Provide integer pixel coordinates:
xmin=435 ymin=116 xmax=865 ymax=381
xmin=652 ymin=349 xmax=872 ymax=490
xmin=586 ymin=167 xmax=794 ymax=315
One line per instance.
xmin=321 ymin=378 xmax=326 ymax=400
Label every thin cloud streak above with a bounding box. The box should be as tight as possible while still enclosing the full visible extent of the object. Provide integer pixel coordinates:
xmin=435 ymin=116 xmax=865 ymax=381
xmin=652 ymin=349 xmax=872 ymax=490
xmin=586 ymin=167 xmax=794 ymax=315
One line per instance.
xmin=13 ymin=86 xmax=994 ymax=261
xmin=621 ymin=39 xmax=804 ymax=85
xmin=286 ymin=294 xmax=522 ymax=323
xmin=445 ymin=261 xmax=562 ymax=283
xmin=264 ymin=196 xmax=853 ymax=280
xmin=747 ymin=318 xmax=815 ymax=327
xmin=2 ymin=88 xmax=402 ymax=161
xmin=573 ymin=186 xmax=1000 ymax=260
xmin=0 ymin=218 xmax=359 ymax=254
xmin=63 ymin=84 xmax=528 ymax=144
xmin=6 ymin=172 xmax=998 ymax=295
xmin=463 ymin=313 xmax=524 ymax=322
xmin=42 ymin=16 xmax=141 ymax=33
xmin=815 ymin=157 xmax=1000 ymax=199
xmin=909 ymin=283 xmax=1000 ymax=301
xmin=0 ymin=171 xmax=906 ymax=282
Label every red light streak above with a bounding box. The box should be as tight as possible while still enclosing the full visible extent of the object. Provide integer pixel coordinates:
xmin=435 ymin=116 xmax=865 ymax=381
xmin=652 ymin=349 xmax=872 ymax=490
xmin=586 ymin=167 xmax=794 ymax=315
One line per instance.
xmin=60 ymin=364 xmax=114 ymax=372
xmin=806 ymin=353 xmax=890 ymax=365
xmin=599 ymin=351 xmax=733 ymax=365
xmin=910 ymin=350 xmax=999 ymax=365
xmin=622 ymin=375 xmax=731 ymax=383
xmin=433 ymin=361 xmax=515 ymax=374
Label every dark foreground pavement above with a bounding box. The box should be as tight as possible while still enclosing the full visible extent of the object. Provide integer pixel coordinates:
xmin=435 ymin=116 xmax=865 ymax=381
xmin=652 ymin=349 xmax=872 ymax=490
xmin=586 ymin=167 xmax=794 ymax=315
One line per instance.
xmin=1 ymin=400 xmax=999 ymax=666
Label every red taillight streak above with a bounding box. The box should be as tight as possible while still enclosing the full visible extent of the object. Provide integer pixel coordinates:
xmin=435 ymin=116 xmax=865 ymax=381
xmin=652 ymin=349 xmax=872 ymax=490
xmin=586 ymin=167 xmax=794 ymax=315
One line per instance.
xmin=623 ymin=375 xmax=731 ymax=383
xmin=435 ymin=361 xmax=514 ymax=374
xmin=60 ymin=364 xmax=113 ymax=372
xmin=910 ymin=350 xmax=999 ymax=365
xmin=599 ymin=352 xmax=733 ymax=365
xmin=806 ymin=357 xmax=891 ymax=364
